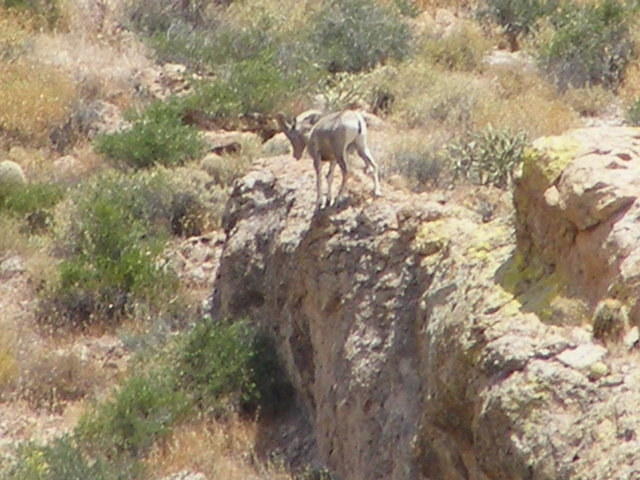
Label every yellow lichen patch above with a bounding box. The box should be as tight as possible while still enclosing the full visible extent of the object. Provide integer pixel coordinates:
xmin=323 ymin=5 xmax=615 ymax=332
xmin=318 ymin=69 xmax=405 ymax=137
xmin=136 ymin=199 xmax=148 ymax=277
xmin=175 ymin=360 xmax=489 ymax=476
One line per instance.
xmin=497 ymin=252 xmax=588 ymax=326
xmin=526 ymin=134 xmax=583 ymax=188
xmin=412 ymin=219 xmax=454 ymax=257
xmin=465 ymin=222 xmax=512 ymax=263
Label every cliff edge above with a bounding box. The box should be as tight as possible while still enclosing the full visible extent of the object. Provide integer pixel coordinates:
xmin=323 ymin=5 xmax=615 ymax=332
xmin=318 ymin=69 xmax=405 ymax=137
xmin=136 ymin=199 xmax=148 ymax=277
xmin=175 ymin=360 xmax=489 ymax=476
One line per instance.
xmin=211 ymin=129 xmax=640 ymax=480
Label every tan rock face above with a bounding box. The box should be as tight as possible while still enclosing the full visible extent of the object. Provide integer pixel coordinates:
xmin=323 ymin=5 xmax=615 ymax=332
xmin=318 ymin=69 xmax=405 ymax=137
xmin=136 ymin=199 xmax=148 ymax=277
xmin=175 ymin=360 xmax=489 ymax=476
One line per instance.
xmin=212 ymin=149 xmax=640 ymax=479
xmin=516 ymin=127 xmax=640 ymax=317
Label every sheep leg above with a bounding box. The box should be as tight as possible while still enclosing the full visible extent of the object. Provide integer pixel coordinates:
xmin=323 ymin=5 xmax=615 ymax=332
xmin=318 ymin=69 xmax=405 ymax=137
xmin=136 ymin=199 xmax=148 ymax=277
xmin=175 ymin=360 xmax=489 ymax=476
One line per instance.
xmin=356 ymin=143 xmax=382 ymax=197
xmin=334 ymin=154 xmax=349 ymax=205
xmin=326 ymin=159 xmax=337 ymax=206
xmin=313 ymin=154 xmax=325 ymax=210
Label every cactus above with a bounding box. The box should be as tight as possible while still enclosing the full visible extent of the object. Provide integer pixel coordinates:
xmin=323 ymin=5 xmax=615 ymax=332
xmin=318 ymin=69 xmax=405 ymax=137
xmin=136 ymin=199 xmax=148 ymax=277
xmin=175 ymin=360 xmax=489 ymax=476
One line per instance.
xmin=0 ymin=160 xmax=27 ymax=197
xmin=592 ymin=298 xmax=629 ymax=342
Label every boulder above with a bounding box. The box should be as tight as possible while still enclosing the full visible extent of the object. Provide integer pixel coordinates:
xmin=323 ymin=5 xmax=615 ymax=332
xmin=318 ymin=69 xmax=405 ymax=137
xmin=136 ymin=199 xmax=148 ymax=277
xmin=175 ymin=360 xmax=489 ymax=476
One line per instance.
xmin=515 ymin=127 xmax=640 ymax=320
xmin=211 ymin=151 xmax=640 ymax=479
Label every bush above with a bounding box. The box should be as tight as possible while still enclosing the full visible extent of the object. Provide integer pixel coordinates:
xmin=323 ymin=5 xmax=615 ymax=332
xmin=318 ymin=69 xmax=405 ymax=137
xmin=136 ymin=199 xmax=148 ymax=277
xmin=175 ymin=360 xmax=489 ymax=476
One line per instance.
xmin=448 ymin=126 xmax=528 ymax=189
xmin=1 ymin=182 xmax=65 ymax=233
xmin=40 ymin=171 xmax=181 ymax=329
xmin=13 ymin=351 xmax=97 ymax=412
xmin=178 ymin=318 xmax=292 ymax=414
xmin=627 ymin=97 xmax=640 ymax=125
xmin=78 ymin=371 xmax=188 ymax=458
xmin=4 ymin=436 xmax=131 ymax=480
xmin=95 ymin=100 xmax=205 ymax=169
xmin=562 ymin=85 xmax=614 ymax=117
xmin=479 ymin=0 xmax=557 ymax=49
xmin=0 ymin=7 xmax=30 ymax=60
xmin=182 ymin=48 xmax=313 ymax=119
xmin=392 ymin=143 xmax=447 ymax=190
xmin=419 ymin=23 xmax=491 ymax=71
xmin=538 ymin=0 xmax=634 ymax=89
xmin=2 ymin=0 xmax=61 ymax=28
xmin=308 ymin=0 xmax=412 ymax=73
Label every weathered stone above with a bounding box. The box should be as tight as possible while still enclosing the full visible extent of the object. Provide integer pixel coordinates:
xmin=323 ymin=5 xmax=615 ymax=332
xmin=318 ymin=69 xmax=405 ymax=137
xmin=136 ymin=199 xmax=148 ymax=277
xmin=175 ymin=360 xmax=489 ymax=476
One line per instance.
xmin=556 ymin=344 xmax=607 ymax=370
xmin=211 ymin=150 xmax=640 ymax=480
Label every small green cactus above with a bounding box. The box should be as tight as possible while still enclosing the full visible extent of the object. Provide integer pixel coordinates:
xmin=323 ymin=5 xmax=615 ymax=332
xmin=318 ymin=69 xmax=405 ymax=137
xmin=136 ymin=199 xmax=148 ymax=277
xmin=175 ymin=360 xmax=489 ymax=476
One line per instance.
xmin=0 ymin=160 xmax=27 ymax=197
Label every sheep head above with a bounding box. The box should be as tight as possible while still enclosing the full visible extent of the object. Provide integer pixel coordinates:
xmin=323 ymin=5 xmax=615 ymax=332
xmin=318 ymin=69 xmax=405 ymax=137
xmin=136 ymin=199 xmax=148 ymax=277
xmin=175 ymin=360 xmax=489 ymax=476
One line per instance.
xmin=276 ymin=112 xmax=306 ymax=160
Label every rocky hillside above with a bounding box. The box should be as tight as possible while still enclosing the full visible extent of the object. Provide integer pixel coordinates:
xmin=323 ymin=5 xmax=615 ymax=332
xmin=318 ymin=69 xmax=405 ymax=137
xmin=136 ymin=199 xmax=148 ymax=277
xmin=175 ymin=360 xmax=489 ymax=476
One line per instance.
xmin=211 ymin=128 xmax=640 ymax=480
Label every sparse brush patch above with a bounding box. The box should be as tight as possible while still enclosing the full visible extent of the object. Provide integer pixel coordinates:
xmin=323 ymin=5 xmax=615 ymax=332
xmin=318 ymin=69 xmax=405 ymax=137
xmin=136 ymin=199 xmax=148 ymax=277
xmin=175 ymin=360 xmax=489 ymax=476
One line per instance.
xmin=537 ymin=0 xmax=635 ymax=90
xmin=0 ymin=60 xmax=76 ymax=146
xmin=14 ymin=351 xmax=98 ymax=412
xmin=96 ymin=99 xmax=205 ymax=170
xmin=475 ymin=70 xmax=578 ymax=137
xmin=308 ymin=0 xmax=412 ymax=73
xmin=181 ymin=48 xmax=316 ymax=120
xmin=0 ymin=182 xmax=66 ymax=233
xmin=178 ymin=318 xmax=293 ymax=416
xmin=419 ymin=22 xmax=491 ymax=71
xmin=386 ymin=132 xmax=450 ymax=190
xmin=0 ymin=327 xmax=18 ymax=391
xmin=315 ymin=66 xmax=398 ymax=112
xmin=78 ymin=369 xmax=189 ymax=459
xmin=39 ymin=170 xmax=182 ymax=331
xmin=448 ymin=126 xmax=528 ymax=189
xmin=478 ymin=0 xmax=557 ymax=50
xmin=2 ymin=0 xmax=62 ymax=29
xmin=391 ymin=67 xmax=479 ymax=134
xmin=164 ymin=165 xmax=228 ymax=234
xmin=0 ymin=6 xmax=31 ymax=60
xmin=4 ymin=436 xmax=135 ymax=480
xmin=562 ymin=85 xmax=615 ymax=117
xmin=0 ymin=215 xmax=24 ymax=255
xmin=626 ymin=96 xmax=640 ymax=125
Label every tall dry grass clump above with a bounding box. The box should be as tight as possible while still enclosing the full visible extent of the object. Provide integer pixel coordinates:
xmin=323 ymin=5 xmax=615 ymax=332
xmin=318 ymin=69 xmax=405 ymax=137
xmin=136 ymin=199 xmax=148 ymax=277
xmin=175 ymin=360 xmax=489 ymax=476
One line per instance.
xmin=0 ymin=60 xmax=76 ymax=145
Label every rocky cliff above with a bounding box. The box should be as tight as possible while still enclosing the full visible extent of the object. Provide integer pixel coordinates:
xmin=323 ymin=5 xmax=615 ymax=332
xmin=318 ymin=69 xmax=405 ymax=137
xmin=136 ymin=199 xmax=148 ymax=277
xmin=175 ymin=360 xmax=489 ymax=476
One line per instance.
xmin=210 ymin=128 xmax=640 ymax=480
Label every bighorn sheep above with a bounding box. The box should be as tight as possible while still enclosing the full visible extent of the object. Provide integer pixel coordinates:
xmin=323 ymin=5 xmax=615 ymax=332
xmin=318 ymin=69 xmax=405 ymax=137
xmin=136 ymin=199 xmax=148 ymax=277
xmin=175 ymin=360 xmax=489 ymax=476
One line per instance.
xmin=277 ymin=110 xmax=382 ymax=210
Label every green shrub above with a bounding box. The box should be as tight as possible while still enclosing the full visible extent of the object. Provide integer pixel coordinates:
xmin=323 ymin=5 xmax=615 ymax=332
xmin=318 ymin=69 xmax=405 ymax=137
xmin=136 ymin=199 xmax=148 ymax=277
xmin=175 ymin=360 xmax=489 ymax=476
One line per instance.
xmin=40 ymin=171 xmax=181 ymax=329
xmin=308 ymin=0 xmax=412 ymax=73
xmin=448 ymin=126 xmax=528 ymax=189
xmin=1 ymin=182 xmax=65 ymax=232
xmin=125 ymin=0 xmax=210 ymax=35
xmin=627 ymin=97 xmax=640 ymax=125
xmin=478 ymin=0 xmax=557 ymax=49
xmin=183 ymin=49 xmax=313 ymax=119
xmin=4 ymin=436 xmax=130 ymax=480
xmin=178 ymin=318 xmax=292 ymax=414
xmin=95 ymin=100 xmax=205 ymax=170
xmin=538 ymin=0 xmax=634 ymax=89
xmin=78 ymin=371 xmax=188 ymax=458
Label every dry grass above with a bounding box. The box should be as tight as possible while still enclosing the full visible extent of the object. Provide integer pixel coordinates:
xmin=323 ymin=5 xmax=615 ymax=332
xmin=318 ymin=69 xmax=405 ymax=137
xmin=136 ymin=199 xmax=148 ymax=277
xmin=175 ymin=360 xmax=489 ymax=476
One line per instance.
xmin=146 ymin=414 xmax=293 ymax=480
xmin=28 ymin=31 xmax=151 ymax=108
xmin=562 ymin=85 xmax=615 ymax=117
xmin=225 ymin=0 xmax=321 ymax=38
xmin=14 ymin=349 xmax=100 ymax=412
xmin=0 ymin=326 xmax=18 ymax=391
xmin=0 ymin=60 xmax=76 ymax=145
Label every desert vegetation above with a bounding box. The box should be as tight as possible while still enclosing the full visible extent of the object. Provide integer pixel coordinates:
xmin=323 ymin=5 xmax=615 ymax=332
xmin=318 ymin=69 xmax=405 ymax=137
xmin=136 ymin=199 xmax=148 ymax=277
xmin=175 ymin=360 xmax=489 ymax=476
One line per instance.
xmin=2 ymin=0 xmax=640 ymax=477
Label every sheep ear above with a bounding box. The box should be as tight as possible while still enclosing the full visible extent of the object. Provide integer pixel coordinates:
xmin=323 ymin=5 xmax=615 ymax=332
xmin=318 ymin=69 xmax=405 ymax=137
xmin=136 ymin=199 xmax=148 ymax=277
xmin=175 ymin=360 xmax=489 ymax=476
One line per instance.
xmin=306 ymin=112 xmax=322 ymax=126
xmin=276 ymin=112 xmax=292 ymax=132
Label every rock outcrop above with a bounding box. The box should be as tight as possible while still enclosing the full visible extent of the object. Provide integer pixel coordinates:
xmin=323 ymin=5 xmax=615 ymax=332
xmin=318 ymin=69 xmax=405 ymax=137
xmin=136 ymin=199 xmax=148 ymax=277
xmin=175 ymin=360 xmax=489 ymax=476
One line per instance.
xmin=210 ymin=128 xmax=640 ymax=480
